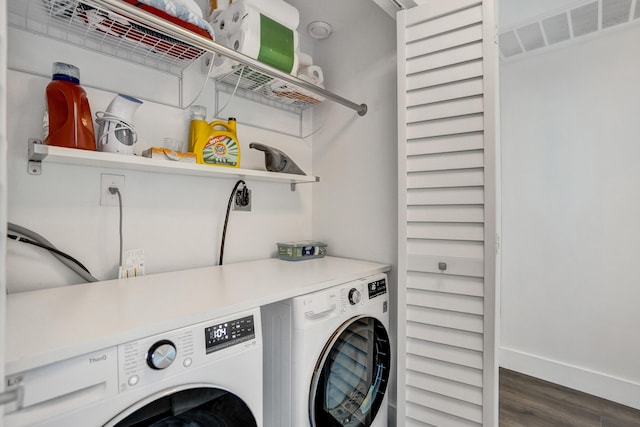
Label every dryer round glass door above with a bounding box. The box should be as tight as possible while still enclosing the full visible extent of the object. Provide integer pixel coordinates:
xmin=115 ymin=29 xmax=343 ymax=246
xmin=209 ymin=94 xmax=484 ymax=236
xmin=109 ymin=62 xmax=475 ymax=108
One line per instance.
xmin=106 ymin=386 xmax=258 ymax=427
xmin=310 ymin=316 xmax=391 ymax=427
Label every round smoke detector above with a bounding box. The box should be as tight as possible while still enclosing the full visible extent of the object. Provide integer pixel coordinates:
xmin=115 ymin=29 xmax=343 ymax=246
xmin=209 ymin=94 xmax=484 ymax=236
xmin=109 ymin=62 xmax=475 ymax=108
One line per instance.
xmin=307 ymin=21 xmax=333 ymax=39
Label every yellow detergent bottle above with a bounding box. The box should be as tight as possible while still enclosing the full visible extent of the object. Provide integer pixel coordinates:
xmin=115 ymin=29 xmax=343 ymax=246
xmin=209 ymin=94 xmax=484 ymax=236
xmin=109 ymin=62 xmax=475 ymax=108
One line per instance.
xmin=191 ymin=115 xmax=241 ymax=168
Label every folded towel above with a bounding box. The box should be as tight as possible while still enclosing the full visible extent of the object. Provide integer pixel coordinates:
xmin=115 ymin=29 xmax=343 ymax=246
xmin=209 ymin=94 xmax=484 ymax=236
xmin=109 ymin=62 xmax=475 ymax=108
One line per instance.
xmin=137 ymin=0 xmax=215 ymax=39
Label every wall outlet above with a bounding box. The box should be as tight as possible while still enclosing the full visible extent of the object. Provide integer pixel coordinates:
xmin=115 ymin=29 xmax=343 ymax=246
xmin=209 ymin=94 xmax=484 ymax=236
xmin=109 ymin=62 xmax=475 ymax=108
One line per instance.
xmin=234 ymin=188 xmax=251 ymax=212
xmin=100 ymin=173 xmax=125 ymax=207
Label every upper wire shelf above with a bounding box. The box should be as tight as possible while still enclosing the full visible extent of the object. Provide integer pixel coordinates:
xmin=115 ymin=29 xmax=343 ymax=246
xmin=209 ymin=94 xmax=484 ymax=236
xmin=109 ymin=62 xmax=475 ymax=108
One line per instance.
xmin=8 ymin=0 xmax=368 ymax=115
xmin=8 ymin=0 xmax=206 ymax=75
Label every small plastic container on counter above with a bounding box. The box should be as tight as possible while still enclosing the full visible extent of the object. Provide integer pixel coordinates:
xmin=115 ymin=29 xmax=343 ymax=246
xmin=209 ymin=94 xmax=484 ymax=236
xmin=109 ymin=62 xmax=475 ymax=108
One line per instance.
xmin=277 ymin=241 xmax=327 ymax=261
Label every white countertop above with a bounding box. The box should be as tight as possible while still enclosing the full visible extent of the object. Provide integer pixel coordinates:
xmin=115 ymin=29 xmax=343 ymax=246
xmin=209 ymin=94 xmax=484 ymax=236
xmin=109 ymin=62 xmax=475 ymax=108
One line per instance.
xmin=5 ymin=256 xmax=390 ymax=375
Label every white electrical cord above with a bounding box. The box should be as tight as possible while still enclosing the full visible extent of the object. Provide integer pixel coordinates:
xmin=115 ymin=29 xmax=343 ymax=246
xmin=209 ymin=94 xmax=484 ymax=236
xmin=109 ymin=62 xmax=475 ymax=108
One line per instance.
xmin=184 ymin=52 xmax=217 ymax=110
xmin=217 ymin=65 xmax=245 ymax=116
xmin=94 ymin=111 xmax=138 ymax=150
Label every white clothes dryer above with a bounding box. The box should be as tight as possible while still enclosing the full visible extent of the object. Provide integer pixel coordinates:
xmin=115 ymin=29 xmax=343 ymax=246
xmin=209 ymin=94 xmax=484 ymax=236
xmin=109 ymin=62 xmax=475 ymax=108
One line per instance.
xmin=263 ymin=273 xmax=391 ymax=427
xmin=4 ymin=307 xmax=263 ymax=427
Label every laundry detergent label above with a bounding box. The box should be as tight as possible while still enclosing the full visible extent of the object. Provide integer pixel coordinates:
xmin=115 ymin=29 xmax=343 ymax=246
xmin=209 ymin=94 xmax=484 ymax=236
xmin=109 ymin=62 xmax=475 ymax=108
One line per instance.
xmin=203 ymin=135 xmax=239 ymax=167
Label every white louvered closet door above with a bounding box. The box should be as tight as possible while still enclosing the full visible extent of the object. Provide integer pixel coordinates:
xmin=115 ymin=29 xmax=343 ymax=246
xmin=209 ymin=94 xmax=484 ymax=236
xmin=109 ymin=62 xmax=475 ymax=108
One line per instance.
xmin=396 ymin=1 xmax=498 ymax=426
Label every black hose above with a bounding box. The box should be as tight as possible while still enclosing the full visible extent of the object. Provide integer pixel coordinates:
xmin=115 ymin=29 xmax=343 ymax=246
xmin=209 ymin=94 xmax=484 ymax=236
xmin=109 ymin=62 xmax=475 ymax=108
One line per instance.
xmin=7 ymin=222 xmax=98 ymax=282
xmin=8 ymin=234 xmax=92 ymax=275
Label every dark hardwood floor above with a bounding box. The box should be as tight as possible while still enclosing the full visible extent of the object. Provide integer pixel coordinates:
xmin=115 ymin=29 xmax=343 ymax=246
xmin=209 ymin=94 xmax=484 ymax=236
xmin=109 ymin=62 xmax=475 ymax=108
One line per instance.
xmin=500 ymin=368 xmax=640 ymax=427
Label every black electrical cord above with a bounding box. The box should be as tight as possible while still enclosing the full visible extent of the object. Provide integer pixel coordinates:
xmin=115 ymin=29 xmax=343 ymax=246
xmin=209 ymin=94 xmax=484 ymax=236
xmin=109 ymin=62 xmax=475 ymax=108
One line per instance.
xmin=8 ymin=234 xmax=92 ymax=275
xmin=219 ymin=179 xmax=245 ymax=266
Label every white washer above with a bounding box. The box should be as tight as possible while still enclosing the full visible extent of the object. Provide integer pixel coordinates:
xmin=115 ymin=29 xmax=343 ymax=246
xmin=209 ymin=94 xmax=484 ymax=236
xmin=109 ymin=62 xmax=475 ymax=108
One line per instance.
xmin=263 ymin=273 xmax=391 ymax=427
xmin=4 ymin=307 xmax=263 ymax=427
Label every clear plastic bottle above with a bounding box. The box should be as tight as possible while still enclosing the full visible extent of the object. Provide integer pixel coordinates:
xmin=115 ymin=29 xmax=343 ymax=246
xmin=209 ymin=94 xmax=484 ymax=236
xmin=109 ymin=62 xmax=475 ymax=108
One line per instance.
xmin=44 ymin=62 xmax=96 ymax=150
xmin=188 ymin=105 xmax=209 ymax=153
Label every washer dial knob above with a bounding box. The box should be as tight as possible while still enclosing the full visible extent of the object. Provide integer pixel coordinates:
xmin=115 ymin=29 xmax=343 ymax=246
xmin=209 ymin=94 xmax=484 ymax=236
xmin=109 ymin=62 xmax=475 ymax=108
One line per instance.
xmin=348 ymin=288 xmax=361 ymax=305
xmin=147 ymin=340 xmax=177 ymax=370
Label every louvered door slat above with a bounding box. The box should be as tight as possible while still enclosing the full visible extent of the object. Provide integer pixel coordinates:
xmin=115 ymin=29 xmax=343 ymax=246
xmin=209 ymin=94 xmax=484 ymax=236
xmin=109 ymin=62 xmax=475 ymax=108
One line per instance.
xmin=407 ymin=288 xmax=484 ymax=315
xmin=407 ymin=322 xmax=484 ymax=352
xmin=407 ymin=306 xmax=483 ymax=336
xmin=406 ymin=132 xmax=484 ymax=156
xmin=407 ymin=386 xmax=483 ymax=424
xmin=407 ymin=222 xmax=484 ymax=241
xmin=407 ymin=187 xmax=484 ymax=205
xmin=407 ymin=402 xmax=480 ymax=427
xmin=407 ymin=240 xmax=484 ymax=259
xmin=408 ymin=371 xmax=483 ymax=405
xmin=407 ymin=96 xmax=484 ymax=123
xmin=407 ymin=354 xmax=483 ymax=387
xmin=407 ymin=61 xmax=483 ymax=90
xmin=408 ymin=169 xmax=484 ymax=189
xmin=398 ymin=0 xmax=497 ymax=425
xmin=408 ymin=115 xmax=484 ymax=140
xmin=407 ymin=339 xmax=483 ymax=371
xmin=407 ymin=42 xmax=483 ymax=75
xmin=406 ymin=2 xmax=483 ymax=37
xmin=408 ymin=79 xmax=484 ymax=109
xmin=407 ymin=271 xmax=484 ymax=297
xmin=407 ymin=151 xmax=484 ymax=173
xmin=407 ymin=205 xmax=484 ymax=223
xmin=407 ymin=24 xmax=483 ymax=59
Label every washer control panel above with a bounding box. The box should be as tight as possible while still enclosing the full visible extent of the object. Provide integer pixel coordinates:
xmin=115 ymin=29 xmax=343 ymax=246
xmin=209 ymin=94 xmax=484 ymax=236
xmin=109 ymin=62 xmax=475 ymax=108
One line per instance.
xmin=367 ymin=276 xmax=387 ymax=299
xmin=204 ymin=315 xmax=255 ymax=354
xmin=338 ymin=274 xmax=388 ymax=312
xmin=117 ymin=308 xmax=260 ymax=393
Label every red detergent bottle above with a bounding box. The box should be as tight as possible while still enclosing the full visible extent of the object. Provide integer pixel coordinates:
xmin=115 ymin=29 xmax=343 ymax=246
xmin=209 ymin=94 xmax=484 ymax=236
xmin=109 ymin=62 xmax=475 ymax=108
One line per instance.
xmin=44 ymin=62 xmax=96 ymax=150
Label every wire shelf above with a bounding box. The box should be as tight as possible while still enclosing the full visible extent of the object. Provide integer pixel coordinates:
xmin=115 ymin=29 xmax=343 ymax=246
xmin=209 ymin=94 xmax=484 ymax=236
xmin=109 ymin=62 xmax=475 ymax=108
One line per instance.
xmin=215 ymin=64 xmax=325 ymax=111
xmin=8 ymin=0 xmax=357 ymax=115
xmin=10 ymin=0 xmax=208 ymax=75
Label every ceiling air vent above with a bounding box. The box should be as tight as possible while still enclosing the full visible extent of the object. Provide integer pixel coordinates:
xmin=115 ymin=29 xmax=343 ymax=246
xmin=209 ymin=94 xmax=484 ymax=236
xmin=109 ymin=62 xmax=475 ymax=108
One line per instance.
xmin=542 ymin=13 xmax=571 ymax=45
xmin=602 ymin=0 xmax=633 ymax=28
xmin=571 ymin=2 xmax=599 ymax=36
xmin=499 ymin=0 xmax=639 ymax=60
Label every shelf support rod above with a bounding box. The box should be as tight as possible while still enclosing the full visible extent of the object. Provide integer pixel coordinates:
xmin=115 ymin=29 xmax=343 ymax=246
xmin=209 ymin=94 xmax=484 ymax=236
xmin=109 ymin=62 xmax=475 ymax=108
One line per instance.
xmin=90 ymin=0 xmax=368 ymax=116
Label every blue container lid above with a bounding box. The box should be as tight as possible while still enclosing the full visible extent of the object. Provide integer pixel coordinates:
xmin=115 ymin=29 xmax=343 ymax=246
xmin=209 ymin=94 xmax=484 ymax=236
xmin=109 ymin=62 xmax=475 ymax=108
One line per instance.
xmin=51 ymin=62 xmax=80 ymax=84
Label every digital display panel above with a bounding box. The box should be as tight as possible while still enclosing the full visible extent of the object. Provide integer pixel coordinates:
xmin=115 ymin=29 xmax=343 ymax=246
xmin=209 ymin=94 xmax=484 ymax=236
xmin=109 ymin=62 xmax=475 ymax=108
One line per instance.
xmin=368 ymin=278 xmax=387 ymax=299
xmin=204 ymin=315 xmax=255 ymax=354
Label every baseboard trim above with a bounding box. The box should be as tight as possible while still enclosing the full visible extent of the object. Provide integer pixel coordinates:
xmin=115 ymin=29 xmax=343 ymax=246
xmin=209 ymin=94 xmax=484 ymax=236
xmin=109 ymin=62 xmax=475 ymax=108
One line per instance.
xmin=500 ymin=347 xmax=640 ymax=410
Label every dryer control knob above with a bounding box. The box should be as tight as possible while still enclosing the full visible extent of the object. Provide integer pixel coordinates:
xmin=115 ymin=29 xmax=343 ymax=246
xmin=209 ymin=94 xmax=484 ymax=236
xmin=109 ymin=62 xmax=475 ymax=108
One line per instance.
xmin=147 ymin=340 xmax=177 ymax=370
xmin=348 ymin=288 xmax=362 ymax=305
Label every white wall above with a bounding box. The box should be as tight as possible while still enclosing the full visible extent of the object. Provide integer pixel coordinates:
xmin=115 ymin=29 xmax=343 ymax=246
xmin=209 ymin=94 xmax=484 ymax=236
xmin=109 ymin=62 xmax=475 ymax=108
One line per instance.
xmin=6 ymin=28 xmax=312 ymax=292
xmin=500 ymin=24 xmax=640 ymax=409
xmin=302 ymin=0 xmax=398 ymax=420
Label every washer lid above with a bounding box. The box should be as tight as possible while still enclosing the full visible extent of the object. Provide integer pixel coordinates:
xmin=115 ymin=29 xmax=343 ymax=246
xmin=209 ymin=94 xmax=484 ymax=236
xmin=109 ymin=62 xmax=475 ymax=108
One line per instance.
xmin=309 ymin=316 xmax=391 ymax=427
